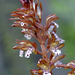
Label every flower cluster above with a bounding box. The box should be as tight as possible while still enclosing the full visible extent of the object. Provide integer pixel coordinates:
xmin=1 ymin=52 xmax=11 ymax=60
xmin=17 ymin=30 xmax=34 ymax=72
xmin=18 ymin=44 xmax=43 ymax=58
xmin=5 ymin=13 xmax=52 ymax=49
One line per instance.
xmin=10 ymin=0 xmax=75 ymax=75
xmin=13 ymin=39 xmax=38 ymax=58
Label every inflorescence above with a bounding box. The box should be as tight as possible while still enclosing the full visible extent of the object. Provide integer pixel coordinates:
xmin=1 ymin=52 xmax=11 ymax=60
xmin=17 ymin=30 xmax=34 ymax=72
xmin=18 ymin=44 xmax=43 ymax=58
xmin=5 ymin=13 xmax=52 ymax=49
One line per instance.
xmin=10 ymin=0 xmax=75 ymax=75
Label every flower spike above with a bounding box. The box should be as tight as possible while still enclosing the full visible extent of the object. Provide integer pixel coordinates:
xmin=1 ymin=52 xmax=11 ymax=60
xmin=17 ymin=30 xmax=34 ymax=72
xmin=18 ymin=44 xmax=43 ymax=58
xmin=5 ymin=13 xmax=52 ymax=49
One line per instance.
xmin=10 ymin=0 xmax=75 ymax=75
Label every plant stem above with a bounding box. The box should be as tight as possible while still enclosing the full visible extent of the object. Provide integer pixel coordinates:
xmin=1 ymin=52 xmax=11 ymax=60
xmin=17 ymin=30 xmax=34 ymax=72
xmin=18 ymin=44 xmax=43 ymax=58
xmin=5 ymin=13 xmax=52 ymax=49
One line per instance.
xmin=41 ymin=44 xmax=48 ymax=61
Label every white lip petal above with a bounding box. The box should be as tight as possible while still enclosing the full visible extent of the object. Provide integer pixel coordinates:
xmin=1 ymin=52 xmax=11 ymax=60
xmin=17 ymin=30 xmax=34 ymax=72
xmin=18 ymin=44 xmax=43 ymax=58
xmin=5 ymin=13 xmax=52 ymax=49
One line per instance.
xmin=52 ymin=32 xmax=65 ymax=43
xmin=47 ymin=25 xmax=54 ymax=34
xmin=52 ymin=49 xmax=61 ymax=56
xmin=52 ymin=32 xmax=59 ymax=38
xmin=25 ymin=50 xmax=32 ymax=58
xmin=33 ymin=1 xmax=35 ymax=10
xmin=37 ymin=6 xmax=41 ymax=16
xmin=51 ymin=21 xmax=59 ymax=28
xmin=43 ymin=71 xmax=51 ymax=75
xmin=21 ymin=22 xmax=24 ymax=26
xmin=24 ymin=34 xmax=32 ymax=40
xmin=19 ymin=50 xmax=24 ymax=57
xmin=54 ymin=61 xmax=62 ymax=69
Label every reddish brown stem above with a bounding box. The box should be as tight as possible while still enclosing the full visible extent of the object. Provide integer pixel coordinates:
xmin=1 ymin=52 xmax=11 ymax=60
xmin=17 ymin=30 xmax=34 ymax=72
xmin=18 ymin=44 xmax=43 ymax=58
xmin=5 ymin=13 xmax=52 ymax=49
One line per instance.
xmin=36 ymin=50 xmax=42 ymax=55
xmin=40 ymin=44 xmax=48 ymax=61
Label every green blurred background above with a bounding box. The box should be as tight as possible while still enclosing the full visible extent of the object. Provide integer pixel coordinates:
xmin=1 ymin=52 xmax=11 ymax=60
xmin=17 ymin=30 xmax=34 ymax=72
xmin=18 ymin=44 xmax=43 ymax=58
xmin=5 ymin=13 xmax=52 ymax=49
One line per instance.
xmin=0 ymin=0 xmax=75 ymax=75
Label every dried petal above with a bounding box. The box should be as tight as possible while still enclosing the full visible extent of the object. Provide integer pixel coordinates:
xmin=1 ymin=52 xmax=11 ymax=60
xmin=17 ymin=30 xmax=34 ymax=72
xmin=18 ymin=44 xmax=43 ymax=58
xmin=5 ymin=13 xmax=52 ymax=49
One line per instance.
xmin=57 ymin=43 xmax=64 ymax=49
xmin=67 ymin=61 xmax=75 ymax=68
xmin=37 ymin=59 xmax=49 ymax=70
xmin=17 ymin=7 xmax=26 ymax=11
xmin=11 ymin=23 xmax=21 ymax=27
xmin=13 ymin=45 xmax=24 ymax=49
xmin=46 ymin=14 xmax=59 ymax=30
xmin=67 ymin=69 xmax=75 ymax=75
xmin=20 ymin=0 xmax=30 ymax=8
xmin=9 ymin=17 xmax=19 ymax=20
xmin=30 ymin=69 xmax=43 ymax=75
xmin=39 ymin=2 xmax=42 ymax=13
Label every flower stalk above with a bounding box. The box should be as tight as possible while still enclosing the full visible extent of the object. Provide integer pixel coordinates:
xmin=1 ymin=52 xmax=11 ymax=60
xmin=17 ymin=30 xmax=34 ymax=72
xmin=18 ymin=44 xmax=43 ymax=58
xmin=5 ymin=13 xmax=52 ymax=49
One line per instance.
xmin=41 ymin=44 xmax=48 ymax=61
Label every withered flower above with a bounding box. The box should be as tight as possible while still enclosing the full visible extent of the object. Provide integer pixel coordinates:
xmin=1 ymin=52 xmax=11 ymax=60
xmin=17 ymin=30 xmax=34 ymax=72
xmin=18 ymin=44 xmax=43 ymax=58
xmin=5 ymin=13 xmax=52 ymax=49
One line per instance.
xmin=10 ymin=0 xmax=75 ymax=75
